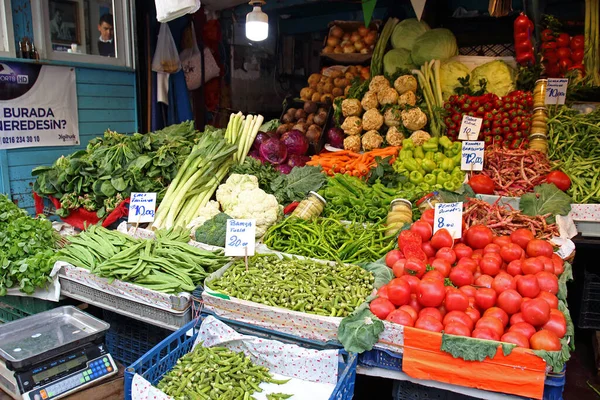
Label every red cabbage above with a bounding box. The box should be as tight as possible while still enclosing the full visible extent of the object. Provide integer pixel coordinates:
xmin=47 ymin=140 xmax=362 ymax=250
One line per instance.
xmin=287 ymin=154 xmax=310 ymax=168
xmin=259 ymin=137 xmax=288 ymax=165
xmin=253 ymin=132 xmax=270 ymax=150
xmin=280 ymin=130 xmax=309 ymax=156
xmin=327 ymin=127 xmax=344 ymax=149
xmin=275 ymin=164 xmax=293 ymax=174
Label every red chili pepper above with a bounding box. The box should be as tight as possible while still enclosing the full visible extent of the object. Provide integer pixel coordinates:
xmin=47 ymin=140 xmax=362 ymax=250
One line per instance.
xmin=283 ymin=201 xmax=300 ymax=214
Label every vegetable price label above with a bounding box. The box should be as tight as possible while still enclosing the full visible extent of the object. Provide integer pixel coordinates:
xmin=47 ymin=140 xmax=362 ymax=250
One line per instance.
xmin=461 ymin=141 xmax=485 ymax=171
xmin=433 ymin=202 xmax=463 ymax=239
xmin=545 ymin=78 xmax=568 ymax=105
xmin=225 ymin=219 xmax=256 ymax=257
xmin=458 ymin=115 xmax=483 ymax=141
xmin=128 ymin=192 xmax=157 ymax=223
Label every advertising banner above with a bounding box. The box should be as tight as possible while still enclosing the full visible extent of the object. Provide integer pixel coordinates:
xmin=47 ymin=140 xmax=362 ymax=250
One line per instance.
xmin=0 ymin=62 xmax=79 ymax=149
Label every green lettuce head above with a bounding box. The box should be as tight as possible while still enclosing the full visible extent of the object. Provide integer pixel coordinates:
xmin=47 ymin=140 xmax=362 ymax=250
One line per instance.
xmin=410 ymin=28 xmax=458 ymax=66
xmin=439 ymin=60 xmax=470 ymax=100
xmin=391 ymin=18 xmax=430 ymax=51
xmin=469 ymin=60 xmax=516 ymax=97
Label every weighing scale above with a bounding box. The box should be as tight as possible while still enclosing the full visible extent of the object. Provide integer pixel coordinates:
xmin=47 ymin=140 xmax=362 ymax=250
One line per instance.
xmin=0 ymin=306 xmax=117 ymax=400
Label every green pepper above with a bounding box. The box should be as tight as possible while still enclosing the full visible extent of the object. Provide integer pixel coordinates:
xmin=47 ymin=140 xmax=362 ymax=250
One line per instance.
xmin=413 ymin=146 xmax=425 ymax=159
xmin=399 ymin=149 xmax=413 ymax=160
xmin=418 ymin=168 xmax=426 ymax=176
xmin=452 ymin=169 xmax=465 ymax=181
xmin=437 ymin=171 xmax=451 ymax=185
xmin=409 ymin=171 xmax=424 ymax=185
xmin=403 ymin=158 xmax=419 ymax=172
xmin=425 ymin=152 xmax=435 ymax=161
xmin=441 ymin=158 xmax=455 ymax=172
xmin=418 ymin=182 xmax=430 ymax=192
xmin=432 ymin=184 xmax=442 ymax=190
xmin=415 ymin=157 xmax=423 ymax=165
xmin=452 ymin=153 xmax=462 ymax=165
xmin=428 ymin=137 xmax=439 ymax=145
xmin=439 ymin=135 xmax=453 ymax=149
xmin=422 ymin=158 xmax=437 ymax=173
xmin=402 ymin=139 xmax=415 ymax=150
xmin=422 ymin=141 xmax=438 ymax=153
xmin=434 ymin=152 xmax=446 ymax=163
xmin=444 ymin=181 xmax=457 ymax=191
xmin=450 ymin=142 xmax=462 ymax=156
xmin=424 ymin=174 xmax=437 ymax=186
xmin=451 ymin=166 xmax=462 ymax=175
xmin=451 ymin=177 xmax=464 ymax=188
xmin=431 ymin=168 xmax=444 ymax=176
xmin=403 ymin=182 xmax=416 ymax=191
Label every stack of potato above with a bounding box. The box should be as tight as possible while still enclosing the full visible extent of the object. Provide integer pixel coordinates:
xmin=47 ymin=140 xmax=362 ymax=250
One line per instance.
xmin=299 ymin=66 xmax=370 ymax=104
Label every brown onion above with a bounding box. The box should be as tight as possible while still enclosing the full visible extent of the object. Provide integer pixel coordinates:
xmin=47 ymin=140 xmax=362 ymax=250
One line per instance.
xmin=330 ymin=26 xmax=343 ymax=38
xmin=354 ymin=40 xmax=365 ymax=51
xmin=334 ymin=46 xmax=343 ymax=54
xmin=350 ymin=32 xmax=361 ymax=43
xmin=358 ymin=26 xmax=369 ymax=36
xmin=327 ymin=36 xmax=340 ymax=47
xmin=343 ymin=45 xmax=355 ymax=53
xmin=364 ymin=32 xmax=377 ymax=45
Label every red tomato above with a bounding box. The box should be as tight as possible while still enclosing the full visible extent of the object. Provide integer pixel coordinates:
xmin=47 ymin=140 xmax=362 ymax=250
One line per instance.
xmin=465 ymin=307 xmax=481 ymax=324
xmin=421 ymin=241 xmax=436 ymax=258
xmin=501 ymin=332 xmax=530 ymax=348
xmin=483 ymin=243 xmax=501 ymax=254
xmin=542 ymin=312 xmax=566 ymax=338
xmin=387 ymin=278 xmax=412 ymax=306
xmin=431 ymin=258 xmax=451 ymax=277
xmin=506 ymin=260 xmax=524 ymax=277
xmin=552 ymin=254 xmax=565 ymax=276
xmin=472 ymin=327 xmax=500 ymax=341
xmin=468 ymin=175 xmax=495 ymax=194
xmin=457 ymin=257 xmax=479 ymax=274
xmin=530 ymin=330 xmax=561 ymax=351
xmin=445 ymin=288 xmax=469 ymax=312
xmin=570 ymin=35 xmax=585 ymax=50
xmin=521 ymin=298 xmax=551 ymax=326
xmin=415 ymin=316 xmax=443 ymax=332
xmin=405 ymin=258 xmax=426 ymax=278
xmin=370 ymin=297 xmax=395 ymax=319
xmin=571 ymin=49 xmax=584 ymax=63
xmin=471 ymin=249 xmax=485 ymax=261
xmin=537 ymin=256 xmax=555 ymax=273
xmin=474 ymin=274 xmax=494 ymax=288
xmin=465 ymin=225 xmax=494 ymax=249
xmin=526 ymin=239 xmax=554 ymax=258
xmin=400 ymin=275 xmax=421 ymax=294
xmin=517 ymin=274 xmax=541 ymax=298
xmin=385 ymin=250 xmax=404 ymax=268
xmin=492 ymin=273 xmax=516 ymax=295
xmin=480 ymin=256 xmax=502 ymax=277
xmin=510 ymin=228 xmax=534 ymax=249
xmin=444 ymin=322 xmax=472 ymax=337
xmin=556 ymin=33 xmax=571 ymax=48
xmin=386 ymin=309 xmax=414 ymax=326
xmin=431 ymin=229 xmax=454 ymax=250
xmin=475 ymin=288 xmax=497 ymax=310
xmin=450 ymin=267 xmax=474 ymax=287
xmin=421 ymin=208 xmax=435 ymax=227
xmin=522 ymin=258 xmax=544 ymax=275
xmin=515 ymin=39 xmax=533 ymax=54
xmin=422 ymin=270 xmax=445 ymax=283
xmin=509 ymin=322 xmax=537 ymax=339
xmin=399 ymin=305 xmax=418 ymax=321
xmin=436 ymin=247 xmax=457 ymax=265
xmin=514 ymin=14 xmax=532 ymax=34
xmin=536 ymin=271 xmax=559 ymax=294
xmin=444 ymin=310 xmax=475 ymax=331
xmin=559 ymin=57 xmax=573 ymax=73
xmin=546 ymin=170 xmax=571 ymax=191
xmin=541 ymin=41 xmax=558 ymax=51
xmin=408 ymin=294 xmax=422 ymax=313
xmin=500 ymin=243 xmax=524 ymax=263
xmin=454 ymin=243 xmax=474 ymax=260
xmin=377 ymin=285 xmax=389 ymax=299
xmin=493 ymin=236 xmax=512 ymax=247
xmin=541 ymin=29 xmax=555 ymax=42
xmin=411 ymin=221 xmax=433 ymax=241
xmin=418 ymin=280 xmax=446 ymax=307
xmin=460 ymin=285 xmax=477 ymax=297
xmin=419 ymin=307 xmax=443 ymax=322
xmin=483 ymin=307 xmax=510 ymax=327
xmin=476 ymin=317 xmax=505 ymax=337
xmin=497 ymin=289 xmax=523 ymax=315
xmin=392 ymin=259 xmax=406 ymax=278
xmin=537 ymin=291 xmax=559 ymax=309
xmin=514 ymin=31 xmax=529 ymax=43
xmin=510 ymin=312 xmax=526 ymax=326
xmin=543 ymin=49 xmax=559 ymax=63
xmin=438 ymin=304 xmax=447 ymax=318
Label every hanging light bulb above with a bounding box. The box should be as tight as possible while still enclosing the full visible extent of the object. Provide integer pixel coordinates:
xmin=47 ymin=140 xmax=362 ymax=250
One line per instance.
xmin=246 ymin=1 xmax=268 ymax=41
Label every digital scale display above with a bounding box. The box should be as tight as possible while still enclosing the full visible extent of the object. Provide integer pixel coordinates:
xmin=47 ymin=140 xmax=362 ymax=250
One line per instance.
xmin=32 ymin=356 xmax=87 ymax=384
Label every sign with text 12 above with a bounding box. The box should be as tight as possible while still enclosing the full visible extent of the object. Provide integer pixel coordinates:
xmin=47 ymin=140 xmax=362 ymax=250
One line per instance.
xmin=458 ymin=115 xmax=483 ymax=141
xmin=461 ymin=141 xmax=485 ymax=171
xmin=545 ymin=78 xmax=568 ymax=105
xmin=128 ymin=193 xmax=157 ymax=223
xmin=225 ymin=219 xmax=256 ymax=257
xmin=433 ymin=202 xmax=463 ymax=239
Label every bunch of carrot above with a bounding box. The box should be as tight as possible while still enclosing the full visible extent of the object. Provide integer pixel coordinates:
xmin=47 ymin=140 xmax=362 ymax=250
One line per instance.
xmin=306 ymin=147 xmax=400 ymax=177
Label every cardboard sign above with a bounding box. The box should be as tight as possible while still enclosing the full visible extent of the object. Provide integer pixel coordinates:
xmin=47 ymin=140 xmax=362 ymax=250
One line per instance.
xmin=461 ymin=141 xmax=485 ymax=171
xmin=225 ymin=219 xmax=256 ymax=257
xmin=433 ymin=202 xmax=463 ymax=239
xmin=128 ymin=192 xmax=157 ymax=223
xmin=545 ymin=78 xmax=568 ymax=105
xmin=458 ymin=115 xmax=483 ymax=141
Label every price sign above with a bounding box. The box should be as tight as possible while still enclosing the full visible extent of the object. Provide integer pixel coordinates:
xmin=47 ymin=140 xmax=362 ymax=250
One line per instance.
xmin=545 ymin=78 xmax=568 ymax=105
xmin=433 ymin=202 xmax=463 ymax=239
xmin=128 ymin=192 xmax=157 ymax=223
xmin=461 ymin=141 xmax=485 ymax=171
xmin=458 ymin=115 xmax=483 ymax=141
xmin=225 ymin=219 xmax=256 ymax=256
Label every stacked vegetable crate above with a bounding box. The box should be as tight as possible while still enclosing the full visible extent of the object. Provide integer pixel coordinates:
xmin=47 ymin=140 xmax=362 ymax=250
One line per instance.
xmin=0 ymin=296 xmax=59 ymax=323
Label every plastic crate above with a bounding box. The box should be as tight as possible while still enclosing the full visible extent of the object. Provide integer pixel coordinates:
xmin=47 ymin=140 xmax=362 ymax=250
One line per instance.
xmin=124 ymin=314 xmax=358 ymax=400
xmin=578 ymin=270 xmax=600 ymax=329
xmin=0 ymin=296 xmax=58 ymax=323
xmin=59 ymin=277 xmax=191 ymax=331
xmin=102 ymin=310 xmax=171 ymax=366
xmin=358 ymin=348 xmax=403 ymax=371
xmin=543 ymin=368 xmax=566 ymax=400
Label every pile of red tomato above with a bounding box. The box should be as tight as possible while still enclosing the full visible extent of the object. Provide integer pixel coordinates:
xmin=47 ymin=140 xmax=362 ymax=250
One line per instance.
xmin=370 ymin=209 xmax=567 ymax=352
xmin=541 ymin=28 xmax=585 ymax=77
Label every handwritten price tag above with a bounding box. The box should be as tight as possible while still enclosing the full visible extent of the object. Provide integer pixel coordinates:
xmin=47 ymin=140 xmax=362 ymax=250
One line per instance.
xmin=128 ymin=192 xmax=157 ymax=223
xmin=458 ymin=115 xmax=483 ymax=141
xmin=545 ymin=78 xmax=568 ymax=105
xmin=434 ymin=202 xmax=463 ymax=239
xmin=461 ymin=141 xmax=485 ymax=171
xmin=225 ymin=219 xmax=256 ymax=257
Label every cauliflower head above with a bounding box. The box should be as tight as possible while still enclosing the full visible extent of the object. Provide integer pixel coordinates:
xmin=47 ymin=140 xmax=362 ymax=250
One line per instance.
xmin=401 ymin=108 xmax=428 ymax=131
xmin=394 ymin=75 xmax=418 ymax=94
xmin=369 ymin=76 xmax=390 ymax=93
xmin=386 ymin=126 xmax=405 ymax=146
xmin=361 ymin=91 xmax=379 ymax=111
xmin=384 ymin=108 xmax=402 ymax=127
xmin=362 ymin=109 xmax=384 ymax=131
xmin=216 ymin=174 xmax=259 ymax=211
xmin=362 ymin=130 xmax=384 ymax=151
xmin=398 ymin=91 xmax=417 ymax=106
xmin=341 ymin=116 xmax=363 ymax=136
xmin=344 ymin=135 xmax=361 ymax=152
xmin=341 ymin=98 xmax=362 ymax=117
xmin=378 ymin=87 xmax=399 ymax=105
xmin=224 ymin=188 xmax=280 ymax=238
xmin=409 ymin=130 xmax=431 ymax=146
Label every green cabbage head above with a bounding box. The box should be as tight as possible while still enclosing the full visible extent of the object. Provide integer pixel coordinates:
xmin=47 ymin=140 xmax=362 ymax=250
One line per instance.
xmin=391 ymin=18 xmax=430 ymax=51
xmin=383 ymin=48 xmax=416 ymax=76
xmin=439 ymin=60 xmax=470 ymax=100
xmin=469 ymin=60 xmax=516 ymax=97
xmin=410 ymin=28 xmax=458 ymax=66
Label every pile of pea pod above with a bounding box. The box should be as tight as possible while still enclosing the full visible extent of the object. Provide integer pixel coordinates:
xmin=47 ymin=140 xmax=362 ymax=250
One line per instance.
xmin=262 ymin=217 xmax=397 ymax=264
xmin=207 ymin=254 xmax=374 ymax=317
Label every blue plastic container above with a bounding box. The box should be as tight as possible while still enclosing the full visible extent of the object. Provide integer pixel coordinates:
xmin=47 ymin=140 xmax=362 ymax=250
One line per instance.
xmin=358 ymin=348 xmax=403 ymax=371
xmin=124 ymin=314 xmax=358 ymax=400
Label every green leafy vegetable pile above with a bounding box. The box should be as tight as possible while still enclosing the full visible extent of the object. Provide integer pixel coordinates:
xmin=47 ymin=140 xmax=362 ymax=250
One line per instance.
xmin=520 ymin=183 xmax=572 ymax=224
xmin=33 ymin=121 xmax=201 ymax=218
xmin=269 ymin=166 xmax=328 ymax=205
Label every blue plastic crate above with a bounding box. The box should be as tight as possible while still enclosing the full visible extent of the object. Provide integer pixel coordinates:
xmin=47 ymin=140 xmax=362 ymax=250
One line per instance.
xmin=124 ymin=314 xmax=357 ymax=400
xmin=358 ymin=348 xmax=403 ymax=371
xmin=543 ymin=368 xmax=566 ymax=400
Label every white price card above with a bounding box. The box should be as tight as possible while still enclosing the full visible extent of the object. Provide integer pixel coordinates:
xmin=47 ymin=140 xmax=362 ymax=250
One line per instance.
xmin=434 ymin=202 xmax=463 ymax=239
xmin=461 ymin=141 xmax=485 ymax=171
xmin=458 ymin=115 xmax=483 ymax=140
xmin=545 ymin=78 xmax=568 ymax=105
xmin=128 ymin=192 xmax=157 ymax=223
xmin=225 ymin=219 xmax=256 ymax=257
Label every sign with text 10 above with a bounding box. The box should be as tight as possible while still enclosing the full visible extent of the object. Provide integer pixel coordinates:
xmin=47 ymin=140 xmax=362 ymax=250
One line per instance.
xmin=128 ymin=192 xmax=157 ymax=223
xmin=225 ymin=219 xmax=256 ymax=257
xmin=458 ymin=115 xmax=483 ymax=141
xmin=461 ymin=141 xmax=485 ymax=171
xmin=545 ymin=78 xmax=568 ymax=105
xmin=433 ymin=202 xmax=463 ymax=239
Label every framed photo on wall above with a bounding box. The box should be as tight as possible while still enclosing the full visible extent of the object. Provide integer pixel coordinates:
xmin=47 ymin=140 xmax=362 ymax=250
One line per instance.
xmin=49 ymin=0 xmax=81 ymax=44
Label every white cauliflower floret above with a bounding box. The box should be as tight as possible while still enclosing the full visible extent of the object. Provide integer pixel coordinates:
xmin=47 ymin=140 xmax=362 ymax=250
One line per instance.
xmin=225 ymin=188 xmax=280 ymax=237
xmin=398 ymin=91 xmax=417 ymax=106
xmin=394 ymin=75 xmax=418 ymax=94
xmin=401 ymin=108 xmax=428 ymax=131
xmin=187 ymin=200 xmax=221 ymax=233
xmin=369 ymin=76 xmax=390 ymax=93
xmin=342 ymin=98 xmax=362 ymax=117
xmin=216 ymin=174 xmax=259 ymax=211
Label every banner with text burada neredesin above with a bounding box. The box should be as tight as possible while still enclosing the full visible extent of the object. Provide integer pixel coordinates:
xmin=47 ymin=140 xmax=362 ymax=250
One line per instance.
xmin=0 ymin=62 xmax=79 ymax=149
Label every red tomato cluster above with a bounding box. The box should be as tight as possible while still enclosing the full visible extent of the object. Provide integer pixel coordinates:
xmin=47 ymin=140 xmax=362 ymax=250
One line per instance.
xmin=514 ymin=13 xmax=535 ymax=66
xmin=372 ymin=219 xmax=566 ymax=352
xmin=443 ymin=91 xmax=533 ymax=149
xmin=541 ymin=28 xmax=585 ymax=77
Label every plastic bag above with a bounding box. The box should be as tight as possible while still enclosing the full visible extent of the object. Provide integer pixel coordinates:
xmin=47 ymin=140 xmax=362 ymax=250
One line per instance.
xmin=180 ymin=22 xmax=220 ymax=90
xmin=155 ymin=0 xmax=200 ymax=23
xmin=152 ymin=23 xmax=181 ymax=74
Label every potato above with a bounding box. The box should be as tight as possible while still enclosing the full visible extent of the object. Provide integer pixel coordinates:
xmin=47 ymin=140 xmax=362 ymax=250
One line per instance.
xmin=330 ymin=70 xmax=343 ymax=79
xmin=276 ymin=124 xmax=289 ymax=136
xmin=304 ymin=101 xmax=318 ymax=114
xmin=345 ymin=86 xmax=351 ymax=96
xmin=311 ymin=92 xmax=322 ymax=102
xmin=318 ymin=107 xmax=327 ymax=114
xmin=297 ymin=118 xmax=306 ymax=124
xmin=306 ymin=114 xmax=315 ymax=124
xmin=282 ymin=113 xmax=294 ymax=124
xmin=334 ymin=77 xmax=348 ymax=88
xmin=332 ymin=87 xmax=343 ymax=97
xmin=300 ymin=87 xmax=315 ymax=101
xmin=323 ymin=82 xmax=334 ymax=94
xmin=308 ymin=73 xmax=321 ymax=86
xmin=347 ymin=66 xmax=358 ymax=75
xmin=320 ymin=75 xmax=329 ymax=83
xmin=287 ymin=108 xmax=297 ymax=116
xmin=292 ymin=123 xmax=307 ymax=133
xmin=321 ymin=94 xmax=333 ymax=103
xmin=316 ymin=83 xmax=325 ymax=94
xmin=345 ymin=72 xmax=355 ymax=81
xmin=313 ymin=113 xmax=326 ymax=126
xmin=306 ymin=125 xmax=321 ymax=144
xmin=309 ymin=82 xmax=318 ymax=90
xmin=334 ymin=46 xmax=343 ymax=54
xmin=323 ymin=45 xmax=334 ymax=54
xmin=295 ymin=109 xmax=307 ymax=120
